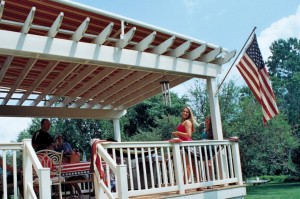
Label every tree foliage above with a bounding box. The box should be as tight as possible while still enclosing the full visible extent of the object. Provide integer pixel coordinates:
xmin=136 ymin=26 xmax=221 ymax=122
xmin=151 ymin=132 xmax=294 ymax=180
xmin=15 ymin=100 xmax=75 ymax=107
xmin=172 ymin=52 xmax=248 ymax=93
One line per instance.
xmin=266 ymin=37 xmax=300 ymax=175
xmin=122 ymin=93 xmax=188 ymax=138
xmin=267 ymin=37 xmax=300 ymax=126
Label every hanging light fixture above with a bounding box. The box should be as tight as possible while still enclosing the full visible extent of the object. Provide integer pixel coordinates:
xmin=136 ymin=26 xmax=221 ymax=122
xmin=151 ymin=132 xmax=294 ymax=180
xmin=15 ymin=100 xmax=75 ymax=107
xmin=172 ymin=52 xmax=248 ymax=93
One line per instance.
xmin=160 ymin=80 xmax=171 ymax=106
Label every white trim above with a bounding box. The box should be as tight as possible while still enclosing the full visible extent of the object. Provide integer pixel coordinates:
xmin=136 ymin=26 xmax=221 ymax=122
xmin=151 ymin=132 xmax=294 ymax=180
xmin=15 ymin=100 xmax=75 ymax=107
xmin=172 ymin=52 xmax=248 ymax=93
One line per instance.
xmin=48 ymin=12 xmax=64 ymax=38
xmin=0 ymin=105 xmax=127 ymax=119
xmin=22 ymin=7 xmax=35 ymax=34
xmin=71 ymin=17 xmax=90 ymax=41
xmin=0 ymin=30 xmax=222 ymax=77
xmin=93 ymin=22 xmax=114 ymax=45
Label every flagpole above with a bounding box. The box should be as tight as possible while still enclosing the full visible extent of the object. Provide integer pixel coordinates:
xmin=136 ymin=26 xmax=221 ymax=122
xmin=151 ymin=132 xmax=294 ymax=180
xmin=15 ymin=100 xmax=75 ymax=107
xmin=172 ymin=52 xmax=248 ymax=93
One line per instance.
xmin=216 ymin=26 xmax=257 ymax=95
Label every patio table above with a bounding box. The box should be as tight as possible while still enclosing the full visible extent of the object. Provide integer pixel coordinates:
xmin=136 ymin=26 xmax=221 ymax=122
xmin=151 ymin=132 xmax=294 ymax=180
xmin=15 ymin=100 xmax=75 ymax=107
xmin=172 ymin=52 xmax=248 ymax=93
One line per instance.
xmin=60 ymin=161 xmax=93 ymax=198
xmin=61 ymin=161 xmax=91 ymax=177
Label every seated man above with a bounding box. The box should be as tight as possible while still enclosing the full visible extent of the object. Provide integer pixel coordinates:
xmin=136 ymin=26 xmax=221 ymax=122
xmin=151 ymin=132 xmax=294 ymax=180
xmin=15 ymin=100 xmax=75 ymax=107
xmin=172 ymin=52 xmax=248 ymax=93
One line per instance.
xmin=31 ymin=119 xmax=55 ymax=151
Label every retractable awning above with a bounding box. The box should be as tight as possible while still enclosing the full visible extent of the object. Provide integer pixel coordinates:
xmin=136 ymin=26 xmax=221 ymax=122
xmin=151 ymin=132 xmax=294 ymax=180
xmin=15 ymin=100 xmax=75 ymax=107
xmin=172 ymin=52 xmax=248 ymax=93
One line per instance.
xmin=0 ymin=0 xmax=235 ymax=119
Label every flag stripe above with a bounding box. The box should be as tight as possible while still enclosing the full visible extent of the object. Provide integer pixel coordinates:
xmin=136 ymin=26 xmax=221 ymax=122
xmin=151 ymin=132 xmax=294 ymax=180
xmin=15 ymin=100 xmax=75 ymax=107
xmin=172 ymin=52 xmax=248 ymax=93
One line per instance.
xmin=259 ymin=68 xmax=279 ymax=114
xmin=236 ymin=34 xmax=279 ymax=123
xmin=237 ymin=56 xmax=261 ymax=102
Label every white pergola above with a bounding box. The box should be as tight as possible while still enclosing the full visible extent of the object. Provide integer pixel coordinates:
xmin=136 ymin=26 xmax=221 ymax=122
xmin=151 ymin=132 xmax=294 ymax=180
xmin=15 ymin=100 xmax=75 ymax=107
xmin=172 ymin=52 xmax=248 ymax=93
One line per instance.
xmin=0 ymin=0 xmax=235 ymax=141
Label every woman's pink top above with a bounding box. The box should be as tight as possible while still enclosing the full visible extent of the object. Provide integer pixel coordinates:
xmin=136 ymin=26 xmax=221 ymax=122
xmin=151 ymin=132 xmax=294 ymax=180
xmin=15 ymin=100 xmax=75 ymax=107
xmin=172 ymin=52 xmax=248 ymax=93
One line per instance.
xmin=177 ymin=123 xmax=192 ymax=141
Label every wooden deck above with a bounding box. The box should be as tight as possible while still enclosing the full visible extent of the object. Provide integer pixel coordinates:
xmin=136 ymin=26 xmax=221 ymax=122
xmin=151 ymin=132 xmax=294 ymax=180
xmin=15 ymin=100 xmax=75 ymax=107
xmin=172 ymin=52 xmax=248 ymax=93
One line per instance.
xmin=130 ymin=185 xmax=245 ymax=199
xmin=64 ymin=184 xmax=245 ymax=199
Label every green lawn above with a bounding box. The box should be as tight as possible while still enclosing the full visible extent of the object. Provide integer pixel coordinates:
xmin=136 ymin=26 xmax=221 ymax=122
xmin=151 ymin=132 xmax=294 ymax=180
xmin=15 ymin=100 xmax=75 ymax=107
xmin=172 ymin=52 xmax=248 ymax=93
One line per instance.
xmin=245 ymin=182 xmax=300 ymax=199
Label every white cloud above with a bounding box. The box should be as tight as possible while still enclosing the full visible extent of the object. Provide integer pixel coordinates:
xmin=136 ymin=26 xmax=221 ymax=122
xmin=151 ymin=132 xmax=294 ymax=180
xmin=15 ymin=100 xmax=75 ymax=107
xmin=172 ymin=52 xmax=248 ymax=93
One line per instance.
xmin=221 ymin=5 xmax=300 ymax=85
xmin=258 ymin=5 xmax=300 ymax=60
xmin=0 ymin=117 xmax=31 ymax=143
xmin=183 ymin=0 xmax=201 ymax=15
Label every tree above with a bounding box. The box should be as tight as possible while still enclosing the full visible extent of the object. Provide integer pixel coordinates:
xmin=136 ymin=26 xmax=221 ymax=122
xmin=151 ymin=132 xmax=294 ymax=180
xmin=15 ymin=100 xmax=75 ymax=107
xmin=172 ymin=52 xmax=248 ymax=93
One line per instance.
xmin=224 ymin=88 xmax=297 ymax=177
xmin=122 ymin=93 xmax=188 ymax=138
xmin=267 ymin=37 xmax=300 ymax=126
xmin=186 ymin=78 xmax=298 ymax=177
xmin=187 ymin=79 xmax=241 ymax=139
xmin=266 ymin=37 xmax=300 ymax=174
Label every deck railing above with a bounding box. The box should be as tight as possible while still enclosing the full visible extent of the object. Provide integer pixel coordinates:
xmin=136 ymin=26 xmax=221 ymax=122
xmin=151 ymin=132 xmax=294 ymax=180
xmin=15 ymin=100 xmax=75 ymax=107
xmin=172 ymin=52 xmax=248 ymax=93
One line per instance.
xmin=0 ymin=139 xmax=53 ymax=199
xmin=0 ymin=142 xmax=23 ymax=199
xmin=23 ymin=139 xmax=52 ymax=199
xmin=94 ymin=139 xmax=243 ymax=198
xmin=0 ymin=139 xmax=243 ymax=199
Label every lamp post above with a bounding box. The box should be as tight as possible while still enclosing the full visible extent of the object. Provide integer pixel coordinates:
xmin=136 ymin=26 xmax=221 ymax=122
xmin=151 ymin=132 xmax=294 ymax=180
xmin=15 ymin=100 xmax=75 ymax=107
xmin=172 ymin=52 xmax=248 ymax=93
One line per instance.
xmin=160 ymin=80 xmax=171 ymax=106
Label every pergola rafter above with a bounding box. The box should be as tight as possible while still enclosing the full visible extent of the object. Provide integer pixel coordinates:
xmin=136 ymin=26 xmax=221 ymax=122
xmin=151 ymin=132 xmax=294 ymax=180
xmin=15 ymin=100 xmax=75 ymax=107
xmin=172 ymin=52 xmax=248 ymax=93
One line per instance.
xmin=0 ymin=0 xmax=235 ymax=120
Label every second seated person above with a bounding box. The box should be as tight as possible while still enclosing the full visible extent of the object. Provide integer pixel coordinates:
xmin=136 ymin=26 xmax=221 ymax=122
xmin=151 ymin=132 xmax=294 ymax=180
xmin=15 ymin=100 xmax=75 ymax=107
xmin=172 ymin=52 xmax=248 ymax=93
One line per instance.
xmin=53 ymin=134 xmax=84 ymax=199
xmin=53 ymin=134 xmax=73 ymax=163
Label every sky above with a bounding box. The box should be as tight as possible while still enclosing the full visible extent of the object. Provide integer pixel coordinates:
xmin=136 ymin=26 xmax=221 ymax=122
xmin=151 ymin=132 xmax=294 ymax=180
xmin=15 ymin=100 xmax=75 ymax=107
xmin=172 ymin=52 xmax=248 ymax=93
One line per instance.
xmin=1 ymin=0 xmax=300 ymax=143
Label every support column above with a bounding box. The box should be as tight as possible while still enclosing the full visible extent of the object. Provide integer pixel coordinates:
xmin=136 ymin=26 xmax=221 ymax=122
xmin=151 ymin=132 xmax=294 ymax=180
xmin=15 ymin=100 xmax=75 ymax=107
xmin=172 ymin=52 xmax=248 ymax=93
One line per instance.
xmin=207 ymin=77 xmax=223 ymax=140
xmin=207 ymin=77 xmax=228 ymax=183
xmin=113 ymin=118 xmax=121 ymax=142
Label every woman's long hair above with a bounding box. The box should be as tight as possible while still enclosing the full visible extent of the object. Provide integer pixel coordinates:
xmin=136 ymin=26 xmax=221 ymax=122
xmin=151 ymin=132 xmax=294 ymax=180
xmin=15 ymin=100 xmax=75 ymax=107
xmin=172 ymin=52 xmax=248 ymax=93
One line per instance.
xmin=205 ymin=115 xmax=213 ymax=139
xmin=183 ymin=106 xmax=199 ymax=132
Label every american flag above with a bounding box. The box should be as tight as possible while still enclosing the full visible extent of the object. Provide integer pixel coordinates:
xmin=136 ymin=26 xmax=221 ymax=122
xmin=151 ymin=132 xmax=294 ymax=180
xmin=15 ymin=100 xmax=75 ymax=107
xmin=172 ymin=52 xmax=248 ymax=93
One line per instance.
xmin=236 ymin=34 xmax=279 ymax=123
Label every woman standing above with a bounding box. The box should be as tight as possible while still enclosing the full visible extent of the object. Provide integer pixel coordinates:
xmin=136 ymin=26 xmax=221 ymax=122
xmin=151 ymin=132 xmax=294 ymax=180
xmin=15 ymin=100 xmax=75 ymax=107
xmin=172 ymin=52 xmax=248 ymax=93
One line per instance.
xmin=200 ymin=115 xmax=214 ymax=189
xmin=172 ymin=106 xmax=197 ymax=141
xmin=200 ymin=115 xmax=213 ymax=140
xmin=172 ymin=106 xmax=198 ymax=185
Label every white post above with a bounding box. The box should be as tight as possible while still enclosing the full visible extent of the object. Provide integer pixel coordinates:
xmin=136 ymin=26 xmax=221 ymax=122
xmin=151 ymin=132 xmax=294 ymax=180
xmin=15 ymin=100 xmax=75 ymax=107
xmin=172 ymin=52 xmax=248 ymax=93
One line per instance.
xmin=113 ymin=118 xmax=121 ymax=142
xmin=12 ymin=151 xmax=18 ymax=199
xmin=38 ymin=169 xmax=52 ymax=199
xmin=93 ymin=173 xmax=100 ymax=199
xmin=117 ymin=165 xmax=128 ymax=199
xmin=3 ymin=150 xmax=8 ymax=199
xmin=207 ymin=77 xmax=223 ymax=140
xmin=207 ymin=78 xmax=229 ymax=183
xmin=172 ymin=143 xmax=184 ymax=194
xmin=23 ymin=139 xmax=34 ymax=199
xmin=232 ymin=142 xmax=243 ymax=185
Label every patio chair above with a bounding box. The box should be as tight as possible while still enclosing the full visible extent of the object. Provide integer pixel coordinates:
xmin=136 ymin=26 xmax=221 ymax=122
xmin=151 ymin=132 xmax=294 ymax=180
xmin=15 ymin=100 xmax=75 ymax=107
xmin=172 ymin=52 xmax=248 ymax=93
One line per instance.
xmin=34 ymin=150 xmax=64 ymax=199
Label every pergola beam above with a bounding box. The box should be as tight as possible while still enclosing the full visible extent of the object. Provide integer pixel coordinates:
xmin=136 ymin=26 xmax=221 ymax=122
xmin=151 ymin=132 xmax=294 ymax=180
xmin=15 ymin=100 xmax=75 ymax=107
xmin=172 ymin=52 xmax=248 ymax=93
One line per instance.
xmin=71 ymin=70 xmax=132 ymax=108
xmin=89 ymin=71 xmax=149 ymax=108
xmin=0 ymin=55 xmax=13 ymax=82
xmin=99 ymin=73 xmax=162 ymax=108
xmin=47 ymin=65 xmax=96 ymax=107
xmin=17 ymin=61 xmax=59 ymax=106
xmin=0 ymin=1 xmax=5 ymax=20
xmin=183 ymin=44 xmax=207 ymax=60
xmin=1 ymin=58 xmax=37 ymax=105
xmin=21 ymin=7 xmax=35 ymax=34
xmin=0 ymin=105 xmax=127 ymax=119
xmin=116 ymin=27 xmax=136 ymax=49
xmin=198 ymin=47 xmax=222 ymax=63
xmin=152 ymin=36 xmax=175 ymax=55
xmin=168 ymin=40 xmax=191 ymax=58
xmin=59 ymin=67 xmax=116 ymax=107
xmin=30 ymin=63 xmax=80 ymax=106
xmin=133 ymin=31 xmax=156 ymax=51
xmin=0 ymin=30 xmax=222 ymax=78
xmin=48 ymin=12 xmax=64 ymax=38
xmin=212 ymin=50 xmax=236 ymax=65
xmin=71 ymin=17 xmax=90 ymax=41
xmin=93 ymin=22 xmax=114 ymax=45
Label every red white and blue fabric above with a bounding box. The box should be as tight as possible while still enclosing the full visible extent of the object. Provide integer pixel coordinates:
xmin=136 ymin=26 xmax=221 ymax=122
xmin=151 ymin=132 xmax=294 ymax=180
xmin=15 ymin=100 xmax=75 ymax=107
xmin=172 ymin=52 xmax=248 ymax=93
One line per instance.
xmin=91 ymin=140 xmax=106 ymax=183
xmin=237 ymin=34 xmax=279 ymax=123
xmin=61 ymin=162 xmax=91 ymax=177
